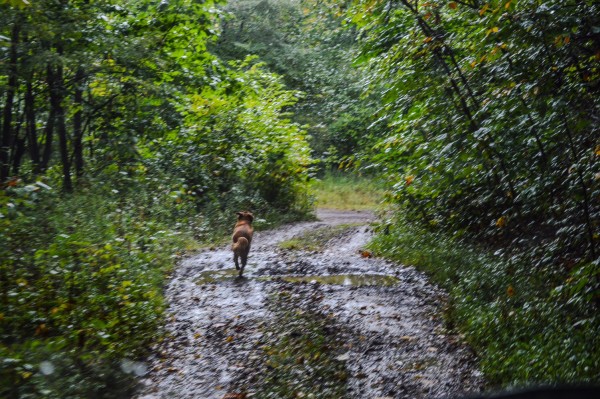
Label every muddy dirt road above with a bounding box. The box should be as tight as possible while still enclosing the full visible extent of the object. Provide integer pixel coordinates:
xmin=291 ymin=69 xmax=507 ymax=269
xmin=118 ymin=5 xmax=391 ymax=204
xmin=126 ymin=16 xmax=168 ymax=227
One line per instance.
xmin=137 ymin=210 xmax=483 ymax=399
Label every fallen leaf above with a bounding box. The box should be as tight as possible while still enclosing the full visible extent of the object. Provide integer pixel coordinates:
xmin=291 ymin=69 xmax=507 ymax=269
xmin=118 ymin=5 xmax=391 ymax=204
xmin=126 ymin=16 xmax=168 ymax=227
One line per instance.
xmin=359 ymin=250 xmax=373 ymax=258
xmin=496 ymin=216 xmax=507 ymax=228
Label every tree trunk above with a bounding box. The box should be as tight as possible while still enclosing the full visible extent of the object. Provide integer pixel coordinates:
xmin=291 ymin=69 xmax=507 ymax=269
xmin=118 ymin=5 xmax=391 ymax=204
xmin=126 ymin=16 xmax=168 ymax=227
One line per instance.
xmin=12 ymin=117 xmax=26 ymax=176
xmin=48 ymin=43 xmax=72 ymax=192
xmin=73 ymin=67 xmax=85 ymax=178
xmin=0 ymin=22 xmax=20 ymax=183
xmin=40 ymin=65 xmax=56 ymax=173
xmin=25 ymin=80 xmax=41 ymax=174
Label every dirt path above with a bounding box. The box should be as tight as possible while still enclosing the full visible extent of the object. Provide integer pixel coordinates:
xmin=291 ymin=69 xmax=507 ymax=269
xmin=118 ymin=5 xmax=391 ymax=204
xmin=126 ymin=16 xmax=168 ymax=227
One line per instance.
xmin=137 ymin=210 xmax=483 ymax=399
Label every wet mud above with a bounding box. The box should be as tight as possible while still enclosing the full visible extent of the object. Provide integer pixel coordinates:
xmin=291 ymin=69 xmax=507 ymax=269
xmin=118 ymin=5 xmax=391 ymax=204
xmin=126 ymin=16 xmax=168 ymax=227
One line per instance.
xmin=136 ymin=209 xmax=483 ymax=398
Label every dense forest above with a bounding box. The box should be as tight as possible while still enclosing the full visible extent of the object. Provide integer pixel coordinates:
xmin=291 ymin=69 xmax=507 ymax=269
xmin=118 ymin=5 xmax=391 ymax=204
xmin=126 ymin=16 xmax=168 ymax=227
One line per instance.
xmin=1 ymin=0 xmax=598 ymax=397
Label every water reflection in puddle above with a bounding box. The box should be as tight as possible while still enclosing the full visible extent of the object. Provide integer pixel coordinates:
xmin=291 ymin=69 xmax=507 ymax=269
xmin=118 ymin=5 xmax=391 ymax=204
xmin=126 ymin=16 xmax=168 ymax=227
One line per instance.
xmin=195 ymin=269 xmax=240 ymax=284
xmin=196 ymin=269 xmax=399 ymax=287
xmin=278 ymin=274 xmax=399 ymax=287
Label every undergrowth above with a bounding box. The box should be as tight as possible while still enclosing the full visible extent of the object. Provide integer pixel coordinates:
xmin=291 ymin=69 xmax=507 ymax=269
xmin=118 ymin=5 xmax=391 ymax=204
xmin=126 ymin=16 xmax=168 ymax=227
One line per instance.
xmin=0 ymin=169 xmax=312 ymax=398
xmin=368 ymin=213 xmax=600 ymax=388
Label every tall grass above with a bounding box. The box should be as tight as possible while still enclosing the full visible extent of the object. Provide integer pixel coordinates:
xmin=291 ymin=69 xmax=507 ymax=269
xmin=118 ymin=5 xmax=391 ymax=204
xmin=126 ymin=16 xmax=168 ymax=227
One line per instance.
xmin=311 ymin=172 xmax=384 ymax=211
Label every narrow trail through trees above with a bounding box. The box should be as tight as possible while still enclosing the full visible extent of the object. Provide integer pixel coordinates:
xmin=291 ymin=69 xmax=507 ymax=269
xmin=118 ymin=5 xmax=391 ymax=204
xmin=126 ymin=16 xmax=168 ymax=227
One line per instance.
xmin=137 ymin=210 xmax=482 ymax=399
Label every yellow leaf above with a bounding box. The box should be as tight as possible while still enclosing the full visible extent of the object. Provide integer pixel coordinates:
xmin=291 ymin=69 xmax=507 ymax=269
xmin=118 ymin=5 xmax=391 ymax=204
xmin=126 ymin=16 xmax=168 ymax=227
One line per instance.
xmin=505 ymin=1 xmax=511 ymax=9
xmin=225 ymin=336 xmax=234 ymax=343
xmin=405 ymin=175 xmax=415 ymax=185
xmin=449 ymin=2 xmax=457 ymax=9
xmin=479 ymin=3 xmax=489 ymax=16
xmin=595 ymin=145 xmax=600 ymax=156
xmin=507 ymin=285 xmax=515 ymax=297
xmin=20 ymin=371 xmax=32 ymax=380
xmin=424 ymin=37 xmax=433 ymax=43
xmin=492 ymin=26 xmax=499 ymax=33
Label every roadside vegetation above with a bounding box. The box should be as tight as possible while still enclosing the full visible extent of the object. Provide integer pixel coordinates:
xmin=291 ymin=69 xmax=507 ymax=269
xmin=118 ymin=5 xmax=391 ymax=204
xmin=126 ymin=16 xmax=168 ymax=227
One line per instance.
xmin=1 ymin=0 xmax=598 ymax=396
xmin=369 ymin=214 xmax=599 ymax=386
xmin=349 ymin=0 xmax=599 ymax=388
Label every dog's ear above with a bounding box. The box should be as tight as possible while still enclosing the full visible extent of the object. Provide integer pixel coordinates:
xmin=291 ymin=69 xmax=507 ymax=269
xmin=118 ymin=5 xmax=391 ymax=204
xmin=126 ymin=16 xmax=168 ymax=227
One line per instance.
xmin=236 ymin=211 xmax=243 ymax=218
xmin=246 ymin=212 xmax=254 ymax=222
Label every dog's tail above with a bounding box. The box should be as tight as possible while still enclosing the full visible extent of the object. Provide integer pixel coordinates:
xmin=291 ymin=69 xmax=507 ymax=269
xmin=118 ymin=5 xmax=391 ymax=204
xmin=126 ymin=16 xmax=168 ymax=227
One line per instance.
xmin=232 ymin=237 xmax=249 ymax=252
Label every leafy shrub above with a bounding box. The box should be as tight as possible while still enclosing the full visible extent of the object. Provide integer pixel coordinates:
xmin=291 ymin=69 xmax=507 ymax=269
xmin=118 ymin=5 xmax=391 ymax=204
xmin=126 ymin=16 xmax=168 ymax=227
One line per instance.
xmin=369 ymin=214 xmax=600 ymax=387
xmin=0 ymin=173 xmax=192 ymax=398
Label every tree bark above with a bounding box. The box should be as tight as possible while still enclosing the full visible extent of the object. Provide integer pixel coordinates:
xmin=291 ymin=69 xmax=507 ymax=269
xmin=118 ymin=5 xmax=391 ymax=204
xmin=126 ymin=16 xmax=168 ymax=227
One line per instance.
xmin=73 ymin=67 xmax=85 ymax=178
xmin=40 ymin=64 xmax=56 ymax=173
xmin=25 ymin=79 xmax=41 ymax=174
xmin=0 ymin=22 xmax=20 ymax=183
xmin=48 ymin=43 xmax=72 ymax=192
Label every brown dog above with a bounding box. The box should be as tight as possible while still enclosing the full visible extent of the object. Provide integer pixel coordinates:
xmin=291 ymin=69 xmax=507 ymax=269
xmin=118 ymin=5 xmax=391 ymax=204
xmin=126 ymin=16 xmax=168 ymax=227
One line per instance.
xmin=232 ymin=211 xmax=254 ymax=277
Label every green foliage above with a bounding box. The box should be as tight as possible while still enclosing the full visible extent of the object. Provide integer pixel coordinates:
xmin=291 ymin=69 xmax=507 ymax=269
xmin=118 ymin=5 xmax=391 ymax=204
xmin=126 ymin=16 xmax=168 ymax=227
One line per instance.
xmin=369 ymin=213 xmax=600 ymax=387
xmin=348 ymin=0 xmax=599 ymax=261
xmin=150 ymin=56 xmax=313 ymax=229
xmin=0 ymin=172 xmax=193 ymax=397
xmin=347 ymin=1 xmax=600 ymax=385
xmin=213 ymin=0 xmax=384 ymax=169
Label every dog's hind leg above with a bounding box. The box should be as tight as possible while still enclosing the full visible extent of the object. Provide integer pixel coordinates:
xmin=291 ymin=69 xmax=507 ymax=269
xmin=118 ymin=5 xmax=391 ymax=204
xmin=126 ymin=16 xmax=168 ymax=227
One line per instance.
xmin=239 ymin=253 xmax=247 ymax=277
xmin=234 ymin=254 xmax=240 ymax=271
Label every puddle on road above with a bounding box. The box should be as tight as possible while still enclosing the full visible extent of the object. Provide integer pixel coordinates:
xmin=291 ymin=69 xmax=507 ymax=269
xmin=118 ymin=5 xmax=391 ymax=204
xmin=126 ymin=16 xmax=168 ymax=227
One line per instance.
xmin=279 ymin=274 xmax=400 ymax=287
xmin=196 ymin=269 xmax=400 ymax=287
xmin=196 ymin=268 xmax=240 ymax=284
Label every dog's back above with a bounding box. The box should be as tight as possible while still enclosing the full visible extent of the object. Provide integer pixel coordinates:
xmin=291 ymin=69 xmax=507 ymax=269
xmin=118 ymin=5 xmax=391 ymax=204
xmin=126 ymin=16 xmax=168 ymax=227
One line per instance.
xmin=232 ymin=211 xmax=254 ymax=276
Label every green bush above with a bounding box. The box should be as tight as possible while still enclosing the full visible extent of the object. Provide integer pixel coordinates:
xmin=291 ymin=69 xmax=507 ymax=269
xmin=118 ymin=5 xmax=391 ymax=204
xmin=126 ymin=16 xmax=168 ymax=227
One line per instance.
xmin=369 ymin=214 xmax=600 ymax=387
xmin=0 ymin=173 xmax=192 ymax=398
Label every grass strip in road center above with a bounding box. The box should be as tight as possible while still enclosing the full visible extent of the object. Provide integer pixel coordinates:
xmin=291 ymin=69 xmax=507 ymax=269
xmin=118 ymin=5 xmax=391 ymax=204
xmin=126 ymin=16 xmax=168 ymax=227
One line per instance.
xmin=252 ymin=283 xmax=348 ymax=398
